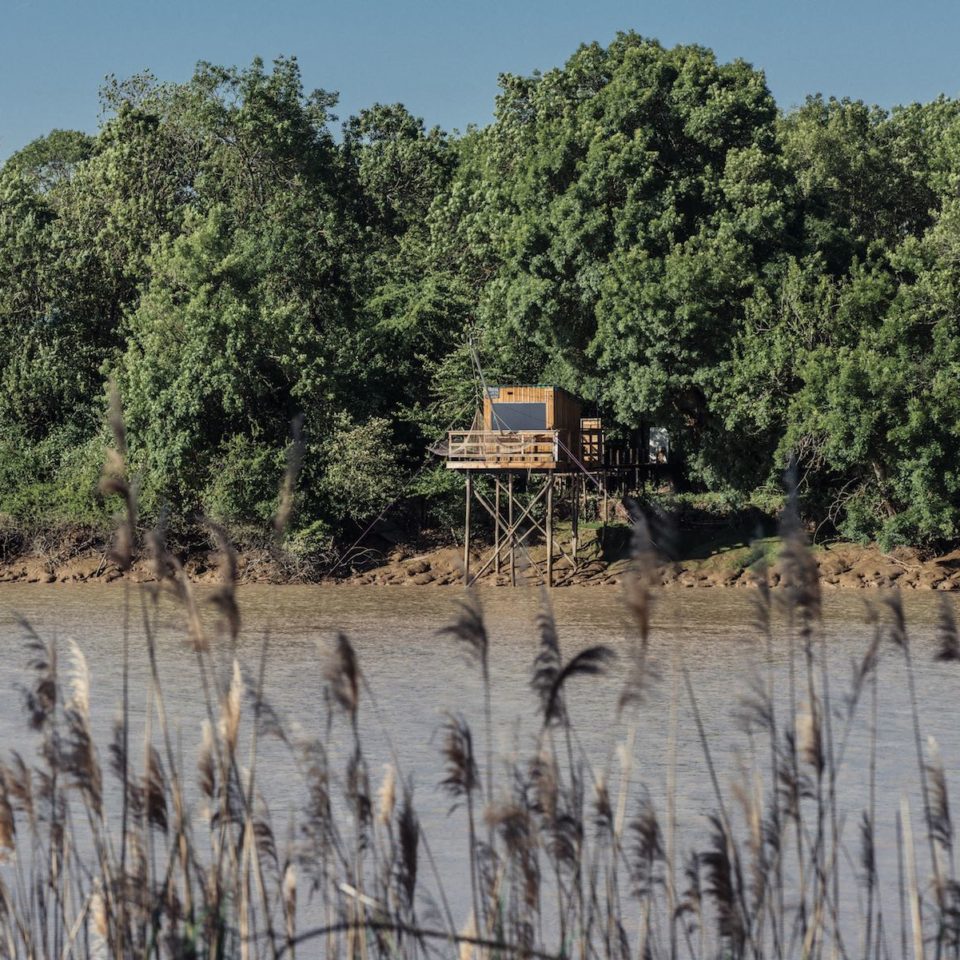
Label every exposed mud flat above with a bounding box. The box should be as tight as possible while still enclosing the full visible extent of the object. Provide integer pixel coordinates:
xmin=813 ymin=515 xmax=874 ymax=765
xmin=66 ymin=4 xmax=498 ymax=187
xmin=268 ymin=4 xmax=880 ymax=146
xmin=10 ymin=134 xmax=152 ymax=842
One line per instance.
xmin=340 ymin=541 xmax=960 ymax=590
xmin=5 ymin=538 xmax=956 ymax=590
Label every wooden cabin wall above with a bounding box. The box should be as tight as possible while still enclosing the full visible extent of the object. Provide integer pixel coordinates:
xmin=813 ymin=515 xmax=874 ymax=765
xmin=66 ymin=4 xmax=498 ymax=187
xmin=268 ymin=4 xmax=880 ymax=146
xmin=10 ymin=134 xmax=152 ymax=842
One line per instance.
xmin=483 ymin=386 xmax=555 ymax=429
xmin=552 ymin=388 xmax=582 ymax=457
xmin=480 ymin=386 xmax=582 ymax=460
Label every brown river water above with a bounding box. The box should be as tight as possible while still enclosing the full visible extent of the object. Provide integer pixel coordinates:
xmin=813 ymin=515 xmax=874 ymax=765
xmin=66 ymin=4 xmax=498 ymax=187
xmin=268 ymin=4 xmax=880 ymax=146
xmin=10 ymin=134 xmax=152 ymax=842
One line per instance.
xmin=1 ymin=583 xmax=958 ymax=942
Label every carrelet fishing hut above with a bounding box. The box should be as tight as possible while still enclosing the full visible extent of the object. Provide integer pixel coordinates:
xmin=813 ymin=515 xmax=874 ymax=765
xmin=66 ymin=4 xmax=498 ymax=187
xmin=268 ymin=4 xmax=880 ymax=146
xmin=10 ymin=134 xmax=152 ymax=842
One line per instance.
xmin=446 ymin=385 xmax=585 ymax=470
xmin=441 ymin=384 xmax=651 ymax=586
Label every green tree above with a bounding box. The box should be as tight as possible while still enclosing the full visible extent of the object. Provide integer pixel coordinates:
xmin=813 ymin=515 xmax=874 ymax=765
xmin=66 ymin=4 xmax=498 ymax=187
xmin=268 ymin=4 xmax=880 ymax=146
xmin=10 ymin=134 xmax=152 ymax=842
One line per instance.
xmin=780 ymin=207 xmax=960 ymax=546
xmin=429 ymin=33 xmax=789 ymax=485
xmin=3 ymin=42 xmax=960 ymax=554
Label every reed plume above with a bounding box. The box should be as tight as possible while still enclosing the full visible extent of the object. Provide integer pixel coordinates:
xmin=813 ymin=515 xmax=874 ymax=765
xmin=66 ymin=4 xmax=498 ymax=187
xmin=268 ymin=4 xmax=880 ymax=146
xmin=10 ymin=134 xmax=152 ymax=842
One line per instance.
xmin=396 ymin=786 xmax=419 ymax=912
xmin=935 ymin=595 xmax=960 ymax=662
xmin=325 ymin=632 xmax=360 ymax=722
xmin=439 ymin=591 xmax=490 ymax=681
xmin=440 ymin=713 xmax=480 ymax=804
xmin=274 ymin=415 xmax=304 ymax=538
xmin=208 ymin=520 xmax=241 ymax=644
xmin=99 ymin=381 xmax=137 ymax=573
xmin=62 ymin=639 xmax=102 ymax=816
xmin=543 ymin=645 xmax=615 ymax=728
xmin=628 ymin=795 xmax=664 ymax=899
xmin=701 ymin=814 xmax=746 ymax=957
xmin=1 ymin=472 xmax=958 ymax=960
xmin=531 ymin=593 xmax=562 ymax=721
xmin=0 ymin=768 xmax=14 ymax=858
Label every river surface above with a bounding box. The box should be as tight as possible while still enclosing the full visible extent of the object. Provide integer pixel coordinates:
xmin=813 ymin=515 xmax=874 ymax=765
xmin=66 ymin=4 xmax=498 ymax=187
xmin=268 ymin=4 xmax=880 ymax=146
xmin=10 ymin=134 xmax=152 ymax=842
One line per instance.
xmin=1 ymin=583 xmax=958 ymax=944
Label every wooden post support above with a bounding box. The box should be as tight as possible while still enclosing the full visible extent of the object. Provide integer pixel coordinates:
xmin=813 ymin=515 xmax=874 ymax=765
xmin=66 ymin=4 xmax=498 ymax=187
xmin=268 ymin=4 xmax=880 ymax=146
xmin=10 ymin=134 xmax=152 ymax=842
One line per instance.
xmin=546 ymin=474 xmax=554 ymax=587
xmin=601 ymin=472 xmax=608 ymax=551
xmin=508 ymin=473 xmax=516 ymax=587
xmin=464 ymin=473 xmax=472 ymax=585
xmin=571 ymin=474 xmax=580 ymax=561
xmin=494 ymin=478 xmax=502 ymax=575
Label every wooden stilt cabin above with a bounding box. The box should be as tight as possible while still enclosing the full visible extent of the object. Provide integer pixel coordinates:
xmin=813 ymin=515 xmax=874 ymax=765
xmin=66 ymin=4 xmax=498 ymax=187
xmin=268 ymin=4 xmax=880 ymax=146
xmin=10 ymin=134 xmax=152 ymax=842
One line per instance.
xmin=442 ymin=383 xmax=653 ymax=475
xmin=440 ymin=383 xmax=658 ymax=586
xmin=446 ymin=385 xmax=585 ymax=471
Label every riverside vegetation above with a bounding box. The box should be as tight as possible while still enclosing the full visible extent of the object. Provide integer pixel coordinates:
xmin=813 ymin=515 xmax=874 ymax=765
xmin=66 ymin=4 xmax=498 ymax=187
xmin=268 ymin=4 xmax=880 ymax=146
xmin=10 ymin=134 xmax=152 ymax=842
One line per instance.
xmin=1 ymin=32 xmax=960 ymax=576
xmin=2 ymin=414 xmax=960 ymax=958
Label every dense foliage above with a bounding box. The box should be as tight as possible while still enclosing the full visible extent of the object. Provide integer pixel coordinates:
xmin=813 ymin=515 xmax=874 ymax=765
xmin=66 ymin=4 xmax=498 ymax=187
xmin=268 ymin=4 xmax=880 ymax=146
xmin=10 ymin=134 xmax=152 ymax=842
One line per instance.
xmin=1 ymin=37 xmax=959 ymax=554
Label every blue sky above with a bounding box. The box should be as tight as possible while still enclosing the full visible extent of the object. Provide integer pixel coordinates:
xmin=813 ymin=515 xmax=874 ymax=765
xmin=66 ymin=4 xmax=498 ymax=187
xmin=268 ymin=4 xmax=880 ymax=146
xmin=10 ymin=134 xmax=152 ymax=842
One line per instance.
xmin=2 ymin=0 xmax=958 ymax=159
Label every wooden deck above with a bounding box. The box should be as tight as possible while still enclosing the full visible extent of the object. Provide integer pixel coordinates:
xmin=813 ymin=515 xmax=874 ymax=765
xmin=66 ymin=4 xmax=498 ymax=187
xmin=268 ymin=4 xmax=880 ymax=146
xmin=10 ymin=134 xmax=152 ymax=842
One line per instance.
xmin=445 ymin=430 xmax=567 ymax=470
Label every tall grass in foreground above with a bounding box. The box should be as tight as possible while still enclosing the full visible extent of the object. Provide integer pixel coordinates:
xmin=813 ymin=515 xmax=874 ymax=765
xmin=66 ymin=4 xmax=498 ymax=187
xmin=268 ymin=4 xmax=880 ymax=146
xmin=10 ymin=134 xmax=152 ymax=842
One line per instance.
xmin=2 ymin=419 xmax=960 ymax=958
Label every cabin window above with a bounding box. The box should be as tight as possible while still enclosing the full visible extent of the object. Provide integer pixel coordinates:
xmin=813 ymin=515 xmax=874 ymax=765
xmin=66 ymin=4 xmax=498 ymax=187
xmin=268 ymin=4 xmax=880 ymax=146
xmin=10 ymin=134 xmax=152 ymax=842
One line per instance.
xmin=491 ymin=402 xmax=547 ymax=430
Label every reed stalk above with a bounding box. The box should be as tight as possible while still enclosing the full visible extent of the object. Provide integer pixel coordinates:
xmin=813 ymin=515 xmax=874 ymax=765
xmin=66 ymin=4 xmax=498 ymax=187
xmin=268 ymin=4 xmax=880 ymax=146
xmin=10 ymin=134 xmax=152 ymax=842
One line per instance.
xmin=1 ymin=440 xmax=958 ymax=959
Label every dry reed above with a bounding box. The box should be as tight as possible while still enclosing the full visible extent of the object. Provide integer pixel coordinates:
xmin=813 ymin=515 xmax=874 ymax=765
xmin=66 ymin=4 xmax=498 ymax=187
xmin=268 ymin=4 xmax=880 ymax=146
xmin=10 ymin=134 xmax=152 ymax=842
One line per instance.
xmin=0 ymin=432 xmax=959 ymax=960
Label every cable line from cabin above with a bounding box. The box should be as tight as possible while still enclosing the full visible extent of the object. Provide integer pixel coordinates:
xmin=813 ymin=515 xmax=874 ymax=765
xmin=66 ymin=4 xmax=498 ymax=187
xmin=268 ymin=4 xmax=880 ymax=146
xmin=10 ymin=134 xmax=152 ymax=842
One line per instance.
xmin=467 ymin=336 xmax=510 ymax=433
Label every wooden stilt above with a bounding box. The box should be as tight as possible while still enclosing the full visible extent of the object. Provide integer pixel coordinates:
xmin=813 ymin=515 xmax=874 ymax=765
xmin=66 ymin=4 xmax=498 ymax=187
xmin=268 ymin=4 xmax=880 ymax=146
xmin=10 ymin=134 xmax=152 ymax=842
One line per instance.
xmin=468 ymin=480 xmax=577 ymax=582
xmin=571 ymin=474 xmax=579 ymax=561
xmin=508 ymin=473 xmax=516 ymax=587
xmin=601 ymin=472 xmax=608 ymax=552
xmin=494 ymin=478 xmax=501 ymax=576
xmin=546 ymin=474 xmax=554 ymax=587
xmin=464 ymin=478 xmax=553 ymax=583
xmin=464 ymin=474 xmax=472 ymax=585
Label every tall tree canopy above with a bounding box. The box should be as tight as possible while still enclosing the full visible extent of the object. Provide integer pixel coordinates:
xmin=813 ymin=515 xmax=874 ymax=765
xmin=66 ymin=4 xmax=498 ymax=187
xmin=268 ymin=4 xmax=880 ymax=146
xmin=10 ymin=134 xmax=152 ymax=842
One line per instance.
xmin=430 ymin=35 xmax=790 ymax=487
xmin=0 ymin=39 xmax=958 ymax=554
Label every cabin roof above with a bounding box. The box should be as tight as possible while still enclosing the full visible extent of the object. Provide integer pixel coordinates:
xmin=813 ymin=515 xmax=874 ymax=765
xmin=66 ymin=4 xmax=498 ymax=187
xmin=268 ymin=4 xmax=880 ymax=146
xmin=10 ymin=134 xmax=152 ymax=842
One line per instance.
xmin=485 ymin=383 xmax=580 ymax=396
xmin=487 ymin=383 xmax=568 ymax=389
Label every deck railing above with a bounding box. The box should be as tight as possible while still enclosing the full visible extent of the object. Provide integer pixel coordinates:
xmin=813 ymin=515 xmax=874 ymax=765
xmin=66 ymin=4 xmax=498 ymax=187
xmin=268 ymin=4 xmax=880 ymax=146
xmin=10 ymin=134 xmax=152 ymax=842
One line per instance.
xmin=446 ymin=429 xmax=565 ymax=468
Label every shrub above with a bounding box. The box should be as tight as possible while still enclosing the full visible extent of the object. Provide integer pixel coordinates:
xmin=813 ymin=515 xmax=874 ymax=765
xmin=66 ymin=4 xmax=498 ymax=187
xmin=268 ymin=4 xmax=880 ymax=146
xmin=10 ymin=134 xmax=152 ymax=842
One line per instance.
xmin=320 ymin=415 xmax=404 ymax=523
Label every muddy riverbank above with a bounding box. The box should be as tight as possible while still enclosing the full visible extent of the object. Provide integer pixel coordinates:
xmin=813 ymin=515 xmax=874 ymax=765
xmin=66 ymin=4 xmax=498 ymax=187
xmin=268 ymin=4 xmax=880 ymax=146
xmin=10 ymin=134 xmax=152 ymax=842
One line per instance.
xmin=1 ymin=536 xmax=958 ymax=590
